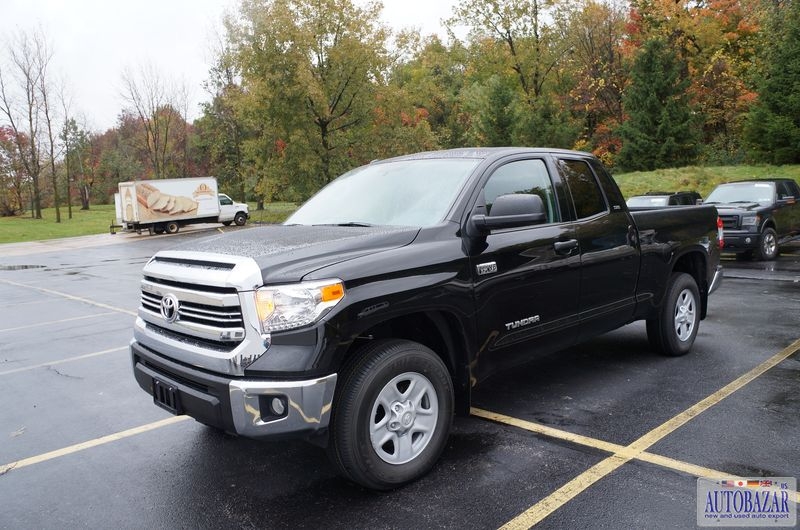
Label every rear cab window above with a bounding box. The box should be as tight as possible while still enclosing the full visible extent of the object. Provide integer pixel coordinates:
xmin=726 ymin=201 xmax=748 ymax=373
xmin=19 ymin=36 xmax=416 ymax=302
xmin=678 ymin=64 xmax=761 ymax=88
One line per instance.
xmin=558 ymin=159 xmax=609 ymax=219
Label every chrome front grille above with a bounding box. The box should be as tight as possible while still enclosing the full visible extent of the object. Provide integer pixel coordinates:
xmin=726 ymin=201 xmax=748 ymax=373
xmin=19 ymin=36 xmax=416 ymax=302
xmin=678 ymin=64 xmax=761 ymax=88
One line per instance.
xmin=134 ymin=251 xmax=265 ymax=376
xmin=141 ymin=290 xmax=244 ymax=328
xmin=139 ymin=264 xmax=247 ymax=346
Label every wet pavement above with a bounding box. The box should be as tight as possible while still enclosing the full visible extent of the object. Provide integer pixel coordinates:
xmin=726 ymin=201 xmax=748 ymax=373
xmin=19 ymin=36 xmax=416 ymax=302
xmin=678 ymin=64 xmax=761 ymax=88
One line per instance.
xmin=0 ymin=229 xmax=798 ymax=529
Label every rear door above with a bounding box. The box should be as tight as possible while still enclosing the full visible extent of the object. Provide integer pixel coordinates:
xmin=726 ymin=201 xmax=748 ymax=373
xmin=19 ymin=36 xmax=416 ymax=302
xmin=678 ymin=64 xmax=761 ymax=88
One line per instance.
xmin=470 ymin=156 xmax=581 ymax=382
xmin=556 ymin=157 xmax=640 ymax=340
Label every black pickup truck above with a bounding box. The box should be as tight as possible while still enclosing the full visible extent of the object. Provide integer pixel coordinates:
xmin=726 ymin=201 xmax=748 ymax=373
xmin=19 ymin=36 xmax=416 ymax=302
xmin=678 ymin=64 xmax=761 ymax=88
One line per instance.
xmin=131 ymin=148 xmax=722 ymax=490
xmin=705 ymin=179 xmax=800 ymax=260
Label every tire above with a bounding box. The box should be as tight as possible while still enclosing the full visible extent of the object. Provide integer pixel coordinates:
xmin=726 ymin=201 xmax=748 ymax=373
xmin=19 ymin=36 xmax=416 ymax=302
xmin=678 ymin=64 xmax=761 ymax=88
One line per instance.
xmin=234 ymin=212 xmax=247 ymax=226
xmin=222 ymin=221 xmax=232 ymax=226
xmin=166 ymin=221 xmax=179 ymax=234
xmin=647 ymin=272 xmax=700 ymax=357
xmin=757 ymin=227 xmax=779 ymax=261
xmin=327 ymin=339 xmax=454 ymax=490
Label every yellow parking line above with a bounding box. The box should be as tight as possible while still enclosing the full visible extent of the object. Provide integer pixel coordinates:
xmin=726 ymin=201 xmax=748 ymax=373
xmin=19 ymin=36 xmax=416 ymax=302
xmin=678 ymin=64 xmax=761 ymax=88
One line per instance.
xmin=475 ymin=408 xmax=800 ymax=512
xmin=0 ymin=346 xmax=128 ymax=376
xmin=490 ymin=337 xmax=800 ymax=529
xmin=0 ymin=416 xmax=191 ymax=476
xmin=0 ymin=312 xmax=115 ymax=333
xmin=0 ymin=278 xmax=137 ymax=316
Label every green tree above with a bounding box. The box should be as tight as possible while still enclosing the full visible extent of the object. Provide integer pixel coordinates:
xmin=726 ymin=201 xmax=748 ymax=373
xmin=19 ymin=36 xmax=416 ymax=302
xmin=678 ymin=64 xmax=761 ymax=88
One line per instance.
xmin=223 ymin=0 xmax=390 ymax=200
xmin=618 ymin=38 xmax=698 ymax=171
xmin=390 ymin=36 xmax=468 ymax=148
xmin=61 ymin=118 xmax=91 ymax=212
xmin=743 ymin=1 xmax=800 ymax=164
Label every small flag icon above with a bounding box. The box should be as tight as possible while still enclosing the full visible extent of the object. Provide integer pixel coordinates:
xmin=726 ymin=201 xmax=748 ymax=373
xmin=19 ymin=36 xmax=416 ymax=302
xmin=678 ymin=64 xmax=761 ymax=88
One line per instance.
xmin=747 ymin=480 xmax=760 ymax=487
xmin=721 ymin=480 xmax=736 ymax=487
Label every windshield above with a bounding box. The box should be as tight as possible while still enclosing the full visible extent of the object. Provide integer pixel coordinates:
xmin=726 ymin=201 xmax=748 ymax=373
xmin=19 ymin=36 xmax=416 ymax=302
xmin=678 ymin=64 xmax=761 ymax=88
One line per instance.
xmin=705 ymin=182 xmax=775 ymax=205
xmin=286 ymin=158 xmax=480 ymax=227
xmin=627 ymin=196 xmax=668 ymax=207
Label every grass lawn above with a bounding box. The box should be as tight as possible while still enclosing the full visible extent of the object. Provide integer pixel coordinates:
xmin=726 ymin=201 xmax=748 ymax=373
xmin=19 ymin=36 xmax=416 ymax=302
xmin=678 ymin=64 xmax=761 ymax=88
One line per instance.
xmin=613 ymin=165 xmax=800 ymax=198
xmin=0 ymin=202 xmax=299 ymax=244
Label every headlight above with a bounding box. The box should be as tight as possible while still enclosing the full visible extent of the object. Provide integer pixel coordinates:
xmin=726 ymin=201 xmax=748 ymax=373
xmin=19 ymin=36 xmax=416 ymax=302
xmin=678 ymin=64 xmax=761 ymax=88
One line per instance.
xmin=254 ymin=279 xmax=345 ymax=333
xmin=741 ymin=215 xmax=760 ymax=227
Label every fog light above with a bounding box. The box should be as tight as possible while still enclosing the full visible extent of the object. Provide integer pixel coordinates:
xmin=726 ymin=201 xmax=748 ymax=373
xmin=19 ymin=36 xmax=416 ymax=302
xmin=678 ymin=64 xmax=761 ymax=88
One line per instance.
xmin=271 ymin=397 xmax=286 ymax=415
xmin=745 ymin=237 xmax=752 ymax=244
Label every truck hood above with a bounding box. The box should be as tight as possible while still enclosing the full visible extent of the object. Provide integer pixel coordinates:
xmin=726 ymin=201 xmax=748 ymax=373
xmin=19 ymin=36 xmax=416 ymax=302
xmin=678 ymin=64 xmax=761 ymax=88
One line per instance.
xmin=171 ymin=224 xmax=420 ymax=284
xmin=711 ymin=202 xmax=762 ymax=213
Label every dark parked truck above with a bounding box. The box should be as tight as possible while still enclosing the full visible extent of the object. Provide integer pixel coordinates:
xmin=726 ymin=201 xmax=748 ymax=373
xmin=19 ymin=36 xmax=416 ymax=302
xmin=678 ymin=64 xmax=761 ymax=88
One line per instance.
xmin=131 ymin=148 xmax=723 ymax=490
xmin=705 ymin=179 xmax=800 ymax=260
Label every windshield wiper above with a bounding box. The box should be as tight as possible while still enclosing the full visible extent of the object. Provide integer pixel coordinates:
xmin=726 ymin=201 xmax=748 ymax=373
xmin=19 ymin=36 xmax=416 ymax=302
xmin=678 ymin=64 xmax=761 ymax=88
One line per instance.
xmin=334 ymin=222 xmax=374 ymax=227
xmin=313 ymin=222 xmax=375 ymax=227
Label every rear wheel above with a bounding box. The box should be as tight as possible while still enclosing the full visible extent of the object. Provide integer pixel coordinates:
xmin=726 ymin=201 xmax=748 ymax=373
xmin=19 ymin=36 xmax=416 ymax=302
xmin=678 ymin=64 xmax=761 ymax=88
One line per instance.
xmin=327 ymin=339 xmax=453 ymax=490
xmin=757 ymin=227 xmax=779 ymax=261
xmin=166 ymin=222 xmax=179 ymax=234
xmin=647 ymin=272 xmax=700 ymax=357
xmin=222 ymin=221 xmax=232 ymax=226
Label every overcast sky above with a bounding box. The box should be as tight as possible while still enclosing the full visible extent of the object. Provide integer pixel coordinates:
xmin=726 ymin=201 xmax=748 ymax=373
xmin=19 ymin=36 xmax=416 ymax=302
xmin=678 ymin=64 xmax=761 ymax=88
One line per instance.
xmin=0 ymin=0 xmax=458 ymax=133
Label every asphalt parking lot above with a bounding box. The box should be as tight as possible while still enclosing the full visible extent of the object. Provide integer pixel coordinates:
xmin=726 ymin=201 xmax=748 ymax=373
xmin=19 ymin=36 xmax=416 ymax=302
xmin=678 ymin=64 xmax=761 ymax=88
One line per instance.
xmin=1 ymin=229 xmax=798 ymax=529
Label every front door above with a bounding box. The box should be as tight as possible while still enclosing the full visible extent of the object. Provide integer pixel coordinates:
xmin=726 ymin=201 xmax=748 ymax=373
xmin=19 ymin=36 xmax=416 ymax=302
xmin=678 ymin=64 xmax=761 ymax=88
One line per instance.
xmin=470 ymin=157 xmax=581 ymax=383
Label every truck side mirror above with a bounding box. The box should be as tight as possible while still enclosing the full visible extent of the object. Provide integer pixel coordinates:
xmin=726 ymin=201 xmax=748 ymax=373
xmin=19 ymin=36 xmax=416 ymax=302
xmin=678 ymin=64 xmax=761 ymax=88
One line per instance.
xmin=470 ymin=193 xmax=547 ymax=234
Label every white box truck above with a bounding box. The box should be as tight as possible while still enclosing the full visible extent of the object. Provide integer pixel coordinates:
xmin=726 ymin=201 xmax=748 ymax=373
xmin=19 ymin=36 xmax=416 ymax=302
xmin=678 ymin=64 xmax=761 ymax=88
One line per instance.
xmin=111 ymin=177 xmax=249 ymax=235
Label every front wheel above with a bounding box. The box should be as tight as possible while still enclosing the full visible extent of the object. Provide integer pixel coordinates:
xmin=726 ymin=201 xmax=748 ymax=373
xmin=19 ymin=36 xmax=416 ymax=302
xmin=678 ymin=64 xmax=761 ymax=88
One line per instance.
xmin=327 ymin=339 xmax=453 ymax=490
xmin=757 ymin=227 xmax=779 ymax=261
xmin=647 ymin=272 xmax=700 ymax=357
xmin=234 ymin=212 xmax=247 ymax=226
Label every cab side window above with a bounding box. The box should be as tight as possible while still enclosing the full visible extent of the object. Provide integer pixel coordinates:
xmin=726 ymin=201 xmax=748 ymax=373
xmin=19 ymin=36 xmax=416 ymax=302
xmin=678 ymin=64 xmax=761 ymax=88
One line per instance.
xmin=219 ymin=195 xmax=233 ymax=206
xmin=778 ymin=181 xmax=797 ymax=200
xmin=559 ymin=160 xmax=607 ymax=219
xmin=483 ymin=159 xmax=557 ymax=223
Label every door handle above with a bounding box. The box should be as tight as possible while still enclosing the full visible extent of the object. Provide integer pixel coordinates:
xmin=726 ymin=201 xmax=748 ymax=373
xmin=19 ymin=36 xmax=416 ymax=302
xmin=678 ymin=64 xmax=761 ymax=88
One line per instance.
xmin=554 ymin=239 xmax=578 ymax=255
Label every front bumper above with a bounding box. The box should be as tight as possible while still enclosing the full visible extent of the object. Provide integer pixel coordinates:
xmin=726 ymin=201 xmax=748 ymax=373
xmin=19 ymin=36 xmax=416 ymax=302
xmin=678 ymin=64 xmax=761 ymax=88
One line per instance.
xmin=131 ymin=341 xmax=337 ymax=439
xmin=721 ymin=230 xmax=760 ymax=251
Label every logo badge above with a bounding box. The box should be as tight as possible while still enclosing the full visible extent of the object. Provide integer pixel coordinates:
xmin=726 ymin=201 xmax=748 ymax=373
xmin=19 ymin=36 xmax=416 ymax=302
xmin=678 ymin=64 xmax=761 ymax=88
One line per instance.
xmin=476 ymin=262 xmax=498 ymax=276
xmin=160 ymin=294 xmax=180 ymax=323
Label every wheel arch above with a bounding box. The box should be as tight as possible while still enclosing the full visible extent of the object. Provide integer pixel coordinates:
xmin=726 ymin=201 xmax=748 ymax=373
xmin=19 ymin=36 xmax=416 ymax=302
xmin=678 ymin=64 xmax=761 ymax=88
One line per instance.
xmin=671 ymin=250 xmax=709 ymax=319
xmin=339 ymin=310 xmax=472 ymax=416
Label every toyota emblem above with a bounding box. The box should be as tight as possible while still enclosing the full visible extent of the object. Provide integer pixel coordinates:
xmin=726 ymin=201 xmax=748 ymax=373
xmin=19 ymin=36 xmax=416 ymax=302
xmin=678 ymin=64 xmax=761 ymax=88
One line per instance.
xmin=160 ymin=294 xmax=180 ymax=323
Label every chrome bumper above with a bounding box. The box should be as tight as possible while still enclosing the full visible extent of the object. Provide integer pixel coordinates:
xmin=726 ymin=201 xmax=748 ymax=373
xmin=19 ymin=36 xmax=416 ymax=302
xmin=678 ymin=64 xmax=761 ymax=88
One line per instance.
xmin=709 ymin=265 xmax=724 ymax=295
xmin=229 ymin=374 xmax=337 ymax=438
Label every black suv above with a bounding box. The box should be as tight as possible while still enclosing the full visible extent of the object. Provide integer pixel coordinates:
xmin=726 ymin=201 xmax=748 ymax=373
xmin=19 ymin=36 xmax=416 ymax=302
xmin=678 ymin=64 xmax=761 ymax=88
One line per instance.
xmin=626 ymin=191 xmax=702 ymax=208
xmin=705 ymin=179 xmax=800 ymax=260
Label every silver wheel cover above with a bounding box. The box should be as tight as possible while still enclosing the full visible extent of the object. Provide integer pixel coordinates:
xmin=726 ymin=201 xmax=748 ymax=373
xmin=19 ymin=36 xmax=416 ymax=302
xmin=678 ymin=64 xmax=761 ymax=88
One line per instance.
xmin=369 ymin=371 xmax=439 ymax=465
xmin=762 ymin=232 xmax=776 ymax=257
xmin=674 ymin=288 xmax=697 ymax=342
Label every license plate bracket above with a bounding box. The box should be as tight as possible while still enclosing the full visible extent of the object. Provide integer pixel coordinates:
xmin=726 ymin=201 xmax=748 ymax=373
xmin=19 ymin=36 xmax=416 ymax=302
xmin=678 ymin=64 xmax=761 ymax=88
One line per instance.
xmin=152 ymin=378 xmax=181 ymax=415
